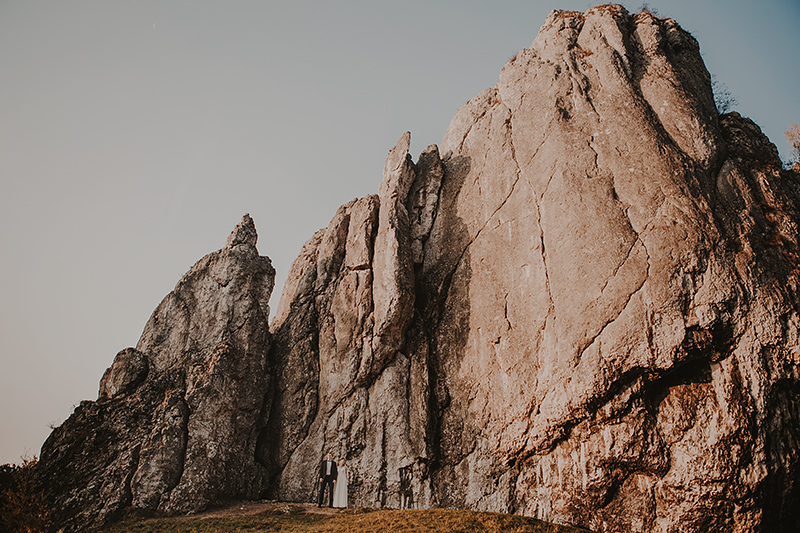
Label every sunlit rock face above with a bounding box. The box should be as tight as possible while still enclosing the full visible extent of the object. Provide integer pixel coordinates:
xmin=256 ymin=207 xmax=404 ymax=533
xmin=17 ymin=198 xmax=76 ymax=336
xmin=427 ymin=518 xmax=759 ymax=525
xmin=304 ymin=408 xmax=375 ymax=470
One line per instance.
xmin=265 ymin=6 xmax=800 ymax=533
xmin=36 ymin=215 xmax=275 ymax=531
xmin=259 ymin=133 xmax=439 ymax=510
xmin=35 ymin=5 xmax=800 ymax=533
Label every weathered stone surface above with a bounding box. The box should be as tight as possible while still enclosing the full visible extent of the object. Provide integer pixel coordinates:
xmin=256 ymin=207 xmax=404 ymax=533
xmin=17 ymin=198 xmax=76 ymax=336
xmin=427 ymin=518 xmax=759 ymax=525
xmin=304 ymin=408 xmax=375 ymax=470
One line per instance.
xmin=419 ymin=6 xmax=798 ymax=532
xmin=98 ymin=348 xmax=148 ymax=400
xmin=261 ymin=134 xmax=431 ymax=509
xmin=407 ymin=144 xmax=444 ymax=263
xmin=265 ymin=6 xmax=800 ymax=533
xmin=130 ymin=390 xmax=188 ymax=510
xmin=372 ymin=132 xmax=417 ymax=377
xmin=36 ymin=214 xmax=275 ymax=531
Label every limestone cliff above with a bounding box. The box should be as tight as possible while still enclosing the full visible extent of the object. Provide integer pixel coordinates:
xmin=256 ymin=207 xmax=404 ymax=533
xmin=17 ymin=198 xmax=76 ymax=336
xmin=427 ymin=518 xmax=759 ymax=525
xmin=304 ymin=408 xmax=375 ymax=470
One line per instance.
xmin=264 ymin=6 xmax=800 ymax=533
xmin=35 ymin=6 xmax=800 ymax=533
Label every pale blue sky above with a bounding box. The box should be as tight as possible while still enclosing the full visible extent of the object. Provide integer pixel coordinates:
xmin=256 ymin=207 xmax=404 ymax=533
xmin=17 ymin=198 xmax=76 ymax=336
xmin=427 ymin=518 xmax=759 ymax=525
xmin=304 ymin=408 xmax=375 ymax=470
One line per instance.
xmin=1 ymin=0 xmax=798 ymax=464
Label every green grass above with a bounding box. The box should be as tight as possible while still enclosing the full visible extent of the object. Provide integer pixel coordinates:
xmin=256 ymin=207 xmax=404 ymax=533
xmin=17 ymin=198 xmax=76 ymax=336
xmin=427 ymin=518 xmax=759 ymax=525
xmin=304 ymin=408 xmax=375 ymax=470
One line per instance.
xmin=102 ymin=505 xmax=591 ymax=533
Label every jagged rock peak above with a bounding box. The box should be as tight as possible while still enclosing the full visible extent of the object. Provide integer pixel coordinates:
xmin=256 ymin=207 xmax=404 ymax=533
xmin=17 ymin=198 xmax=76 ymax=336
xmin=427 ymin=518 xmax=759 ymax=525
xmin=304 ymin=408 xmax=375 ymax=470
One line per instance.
xmin=35 ymin=214 xmax=276 ymax=531
xmin=380 ymin=131 xmax=415 ymax=202
xmin=226 ymin=213 xmax=258 ymax=248
xmin=541 ymin=4 xmax=676 ymax=30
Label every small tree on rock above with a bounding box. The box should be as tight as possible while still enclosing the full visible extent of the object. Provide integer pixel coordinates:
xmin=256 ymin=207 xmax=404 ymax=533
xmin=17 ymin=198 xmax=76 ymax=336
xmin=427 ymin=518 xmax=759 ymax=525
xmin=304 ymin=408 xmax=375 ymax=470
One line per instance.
xmin=712 ymin=75 xmax=737 ymax=115
xmin=785 ymin=123 xmax=800 ymax=169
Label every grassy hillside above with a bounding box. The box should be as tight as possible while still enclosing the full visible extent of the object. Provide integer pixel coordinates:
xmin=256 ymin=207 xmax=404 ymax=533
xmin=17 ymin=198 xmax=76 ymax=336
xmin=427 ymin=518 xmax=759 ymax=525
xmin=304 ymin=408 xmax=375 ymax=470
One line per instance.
xmin=101 ymin=503 xmax=592 ymax=533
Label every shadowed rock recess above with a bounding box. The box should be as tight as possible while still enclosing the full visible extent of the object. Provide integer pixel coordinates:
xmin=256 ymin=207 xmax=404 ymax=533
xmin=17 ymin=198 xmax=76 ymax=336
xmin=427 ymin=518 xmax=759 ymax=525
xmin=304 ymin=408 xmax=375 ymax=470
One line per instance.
xmin=36 ymin=6 xmax=800 ymax=533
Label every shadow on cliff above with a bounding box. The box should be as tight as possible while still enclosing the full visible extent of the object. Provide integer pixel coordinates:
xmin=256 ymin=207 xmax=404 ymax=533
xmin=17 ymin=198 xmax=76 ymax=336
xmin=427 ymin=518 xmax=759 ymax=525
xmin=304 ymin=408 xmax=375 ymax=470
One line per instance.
xmin=764 ymin=379 xmax=800 ymax=530
xmin=416 ymin=153 xmax=476 ymax=509
xmin=255 ymin=271 xmax=321 ymax=499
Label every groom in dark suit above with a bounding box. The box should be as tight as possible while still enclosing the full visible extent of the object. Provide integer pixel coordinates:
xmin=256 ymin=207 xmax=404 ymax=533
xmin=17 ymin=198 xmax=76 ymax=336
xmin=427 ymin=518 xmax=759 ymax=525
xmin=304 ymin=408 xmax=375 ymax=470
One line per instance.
xmin=317 ymin=453 xmax=338 ymax=507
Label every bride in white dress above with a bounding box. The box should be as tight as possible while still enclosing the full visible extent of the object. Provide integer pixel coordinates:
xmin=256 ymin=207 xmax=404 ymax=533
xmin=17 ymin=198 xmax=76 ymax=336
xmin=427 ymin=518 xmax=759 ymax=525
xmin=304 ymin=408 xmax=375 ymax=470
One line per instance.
xmin=332 ymin=458 xmax=348 ymax=508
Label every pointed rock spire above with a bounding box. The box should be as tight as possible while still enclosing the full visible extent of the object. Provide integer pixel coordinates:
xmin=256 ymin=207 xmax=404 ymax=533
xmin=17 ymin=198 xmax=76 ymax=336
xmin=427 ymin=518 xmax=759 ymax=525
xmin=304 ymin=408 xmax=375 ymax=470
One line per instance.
xmin=226 ymin=213 xmax=258 ymax=248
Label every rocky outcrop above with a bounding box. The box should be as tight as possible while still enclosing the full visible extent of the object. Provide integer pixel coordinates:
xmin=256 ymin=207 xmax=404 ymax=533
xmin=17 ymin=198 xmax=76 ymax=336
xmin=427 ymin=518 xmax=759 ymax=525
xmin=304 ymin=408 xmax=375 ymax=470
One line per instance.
xmin=416 ymin=7 xmax=800 ymax=531
xmin=264 ymin=6 xmax=800 ymax=533
xmin=36 ymin=215 xmax=275 ymax=531
xmin=35 ymin=6 xmax=800 ymax=533
xmin=258 ymin=133 xmax=441 ymax=508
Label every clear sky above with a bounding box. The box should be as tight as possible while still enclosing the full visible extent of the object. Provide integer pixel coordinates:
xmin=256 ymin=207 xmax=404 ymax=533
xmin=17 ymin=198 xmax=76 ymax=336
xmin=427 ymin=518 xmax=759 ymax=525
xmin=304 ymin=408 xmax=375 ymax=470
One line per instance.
xmin=1 ymin=0 xmax=798 ymax=465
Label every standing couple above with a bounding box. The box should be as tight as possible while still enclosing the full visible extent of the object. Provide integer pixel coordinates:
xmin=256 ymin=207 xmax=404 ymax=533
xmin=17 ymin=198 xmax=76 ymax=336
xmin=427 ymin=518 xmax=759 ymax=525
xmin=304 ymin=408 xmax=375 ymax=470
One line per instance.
xmin=317 ymin=453 xmax=349 ymax=508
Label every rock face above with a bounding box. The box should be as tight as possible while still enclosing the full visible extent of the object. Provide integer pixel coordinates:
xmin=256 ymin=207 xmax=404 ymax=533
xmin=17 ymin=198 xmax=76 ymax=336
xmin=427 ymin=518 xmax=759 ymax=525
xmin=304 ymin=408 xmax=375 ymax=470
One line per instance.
xmin=264 ymin=6 xmax=800 ymax=533
xmin=35 ymin=6 xmax=800 ymax=533
xmin=36 ymin=215 xmax=275 ymax=531
xmin=258 ymin=133 xmax=440 ymax=509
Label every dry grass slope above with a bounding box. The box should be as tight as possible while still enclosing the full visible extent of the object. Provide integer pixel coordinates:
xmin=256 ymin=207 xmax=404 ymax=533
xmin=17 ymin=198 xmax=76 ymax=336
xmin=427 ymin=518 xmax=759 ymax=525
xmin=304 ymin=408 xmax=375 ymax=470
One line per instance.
xmin=101 ymin=505 xmax=592 ymax=533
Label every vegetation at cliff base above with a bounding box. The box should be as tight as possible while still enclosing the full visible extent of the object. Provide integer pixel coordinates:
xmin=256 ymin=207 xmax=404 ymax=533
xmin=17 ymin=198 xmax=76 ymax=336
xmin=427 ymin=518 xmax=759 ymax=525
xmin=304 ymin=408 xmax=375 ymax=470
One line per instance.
xmin=101 ymin=505 xmax=591 ymax=533
xmin=0 ymin=456 xmax=56 ymax=533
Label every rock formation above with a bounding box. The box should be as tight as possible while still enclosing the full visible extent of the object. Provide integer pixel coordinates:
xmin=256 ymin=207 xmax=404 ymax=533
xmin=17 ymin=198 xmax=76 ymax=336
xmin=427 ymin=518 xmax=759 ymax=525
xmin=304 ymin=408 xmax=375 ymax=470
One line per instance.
xmin=263 ymin=6 xmax=800 ymax=533
xmin=36 ymin=215 xmax=275 ymax=531
xmin=35 ymin=5 xmax=800 ymax=533
xmin=258 ymin=133 xmax=440 ymax=509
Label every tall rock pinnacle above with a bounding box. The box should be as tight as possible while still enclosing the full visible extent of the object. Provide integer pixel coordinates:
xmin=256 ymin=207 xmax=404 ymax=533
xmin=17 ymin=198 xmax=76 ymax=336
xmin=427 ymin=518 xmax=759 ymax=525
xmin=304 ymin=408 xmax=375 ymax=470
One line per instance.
xmin=226 ymin=212 xmax=258 ymax=248
xmin=36 ymin=215 xmax=275 ymax=531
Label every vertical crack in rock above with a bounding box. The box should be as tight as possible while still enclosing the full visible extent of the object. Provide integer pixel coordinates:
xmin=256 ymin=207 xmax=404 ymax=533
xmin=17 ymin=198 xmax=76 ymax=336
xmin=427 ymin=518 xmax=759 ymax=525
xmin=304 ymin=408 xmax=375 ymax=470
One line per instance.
xmin=503 ymin=293 xmax=513 ymax=331
xmin=535 ymin=196 xmax=556 ymax=314
xmin=579 ymin=265 xmax=648 ymax=361
xmin=460 ymin=170 xmax=519 ymax=279
xmin=407 ymin=144 xmax=444 ymax=265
